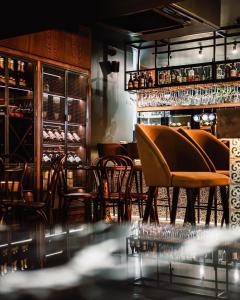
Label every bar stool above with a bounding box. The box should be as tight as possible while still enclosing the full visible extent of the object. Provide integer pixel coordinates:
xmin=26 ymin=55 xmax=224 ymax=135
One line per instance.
xmin=135 ymin=124 xmax=229 ymax=226
xmin=178 ymin=128 xmax=229 ymax=225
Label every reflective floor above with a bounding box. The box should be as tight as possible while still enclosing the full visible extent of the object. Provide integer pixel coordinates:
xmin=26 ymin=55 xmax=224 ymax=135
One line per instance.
xmin=1 ymin=222 xmax=240 ymax=300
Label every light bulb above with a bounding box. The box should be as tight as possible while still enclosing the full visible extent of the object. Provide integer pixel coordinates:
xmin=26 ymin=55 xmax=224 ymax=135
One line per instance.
xmin=234 ymin=268 xmax=239 ymax=282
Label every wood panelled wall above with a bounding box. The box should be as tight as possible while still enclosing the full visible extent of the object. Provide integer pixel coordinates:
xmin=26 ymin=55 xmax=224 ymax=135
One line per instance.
xmin=0 ymin=28 xmax=91 ymax=70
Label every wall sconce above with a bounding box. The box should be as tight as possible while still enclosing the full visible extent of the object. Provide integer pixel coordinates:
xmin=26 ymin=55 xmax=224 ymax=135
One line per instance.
xmin=198 ymin=46 xmax=203 ymax=57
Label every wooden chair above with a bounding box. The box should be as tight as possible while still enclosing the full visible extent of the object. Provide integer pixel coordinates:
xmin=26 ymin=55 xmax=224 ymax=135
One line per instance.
xmin=58 ymin=157 xmax=98 ymax=223
xmin=94 ymin=155 xmax=133 ymax=222
xmin=0 ymin=155 xmax=62 ymax=225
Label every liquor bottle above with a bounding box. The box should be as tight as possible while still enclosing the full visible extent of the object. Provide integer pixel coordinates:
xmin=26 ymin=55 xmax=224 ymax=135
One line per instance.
xmin=8 ymin=58 xmax=16 ymax=86
xmin=72 ymin=132 xmax=81 ymax=142
xmin=182 ymin=69 xmax=187 ymax=83
xmin=230 ymin=63 xmax=237 ymax=78
xmin=171 ymin=70 xmax=176 ymax=83
xmin=133 ymin=73 xmax=139 ymax=89
xmin=201 ymin=67 xmax=206 ymax=81
xmin=188 ymin=68 xmax=195 ymax=82
xmin=165 ymin=70 xmax=171 ymax=84
xmin=140 ymin=72 xmax=145 ymax=88
xmin=128 ymin=73 xmax=133 ymax=89
xmin=148 ymin=72 xmax=154 ymax=87
xmin=158 ymin=71 xmax=165 ymax=85
xmin=216 ymin=65 xmax=224 ymax=79
xmin=176 ymin=70 xmax=182 ymax=83
xmin=225 ymin=64 xmax=231 ymax=79
xmin=237 ymin=63 xmax=240 ymax=77
xmin=194 ymin=69 xmax=200 ymax=81
xmin=0 ymin=57 xmax=5 ymax=84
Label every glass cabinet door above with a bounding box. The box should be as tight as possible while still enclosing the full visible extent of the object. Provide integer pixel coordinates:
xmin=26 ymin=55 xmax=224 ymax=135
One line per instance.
xmin=66 ymin=72 xmax=88 ymax=189
xmin=42 ymin=65 xmax=66 ymax=167
xmin=8 ymin=58 xmax=35 ymax=162
xmin=0 ymin=54 xmax=35 ymax=163
xmin=0 ymin=55 xmax=5 ymax=155
xmin=41 ymin=64 xmax=89 ymax=191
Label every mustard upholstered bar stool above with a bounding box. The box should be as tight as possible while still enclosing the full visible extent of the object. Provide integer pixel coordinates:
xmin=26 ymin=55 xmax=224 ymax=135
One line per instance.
xmin=178 ymin=128 xmax=229 ymax=225
xmin=135 ymin=124 xmax=230 ymax=225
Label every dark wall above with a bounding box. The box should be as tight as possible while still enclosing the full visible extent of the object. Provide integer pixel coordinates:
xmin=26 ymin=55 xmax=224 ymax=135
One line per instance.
xmin=91 ymin=40 xmax=135 ymax=159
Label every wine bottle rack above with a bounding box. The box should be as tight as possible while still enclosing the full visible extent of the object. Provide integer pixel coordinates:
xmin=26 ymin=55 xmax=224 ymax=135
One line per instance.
xmin=42 ymin=64 xmax=89 ymax=190
xmin=0 ymin=53 xmax=35 ymax=163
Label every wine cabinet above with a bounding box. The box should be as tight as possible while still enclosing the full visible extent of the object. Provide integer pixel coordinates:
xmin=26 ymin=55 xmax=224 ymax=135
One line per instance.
xmin=41 ymin=64 xmax=89 ymax=190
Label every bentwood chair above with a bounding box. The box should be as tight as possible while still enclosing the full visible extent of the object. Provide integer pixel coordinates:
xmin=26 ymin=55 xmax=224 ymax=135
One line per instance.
xmin=0 ymin=155 xmax=62 ymax=225
xmin=58 ymin=158 xmax=97 ymax=223
xmin=94 ymin=155 xmax=133 ymax=222
xmin=178 ymin=128 xmax=229 ymax=225
xmin=135 ymin=124 xmax=230 ymax=226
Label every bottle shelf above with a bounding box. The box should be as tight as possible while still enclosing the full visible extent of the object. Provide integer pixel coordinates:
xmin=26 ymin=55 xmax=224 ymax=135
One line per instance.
xmin=43 ymin=120 xmax=65 ymax=126
xmin=126 ymin=59 xmax=240 ymax=92
xmin=43 ymin=91 xmax=65 ymax=98
xmin=43 ymin=143 xmax=65 ymax=147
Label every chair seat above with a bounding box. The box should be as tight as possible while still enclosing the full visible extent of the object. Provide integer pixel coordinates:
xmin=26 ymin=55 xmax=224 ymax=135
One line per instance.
xmin=171 ymin=172 xmax=229 ymax=188
xmin=1 ymin=200 xmax=46 ymax=208
xmin=217 ymin=170 xmax=229 ymax=176
xmin=130 ymin=192 xmax=148 ymax=200
xmin=64 ymin=192 xmax=93 ymax=199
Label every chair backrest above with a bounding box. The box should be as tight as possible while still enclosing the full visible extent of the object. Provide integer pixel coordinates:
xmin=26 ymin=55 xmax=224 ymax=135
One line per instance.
xmin=178 ymin=128 xmax=229 ymax=171
xmin=95 ymin=155 xmax=133 ymax=201
xmin=135 ymin=124 xmax=211 ymax=187
xmin=44 ymin=155 xmax=64 ymax=210
xmin=97 ymin=143 xmax=127 ymax=157
xmin=126 ymin=142 xmax=139 ymax=159
xmin=0 ymin=161 xmax=27 ymax=202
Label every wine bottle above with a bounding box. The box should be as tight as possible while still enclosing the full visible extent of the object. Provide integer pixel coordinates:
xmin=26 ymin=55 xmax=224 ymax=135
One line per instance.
xmin=8 ymin=58 xmax=16 ymax=86
xmin=67 ymin=131 xmax=74 ymax=142
xmin=43 ymin=129 xmax=50 ymax=140
xmin=54 ymin=129 xmax=62 ymax=141
xmin=0 ymin=57 xmax=5 ymax=84
xmin=72 ymin=132 xmax=81 ymax=142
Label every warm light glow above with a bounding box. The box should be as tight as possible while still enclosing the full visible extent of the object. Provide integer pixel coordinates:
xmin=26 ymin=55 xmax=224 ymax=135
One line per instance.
xmin=43 ymin=72 xmax=62 ymax=79
xmin=234 ymin=268 xmax=239 ymax=282
xmin=45 ymin=251 xmax=64 ymax=257
xmin=199 ymin=264 xmax=205 ymax=279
